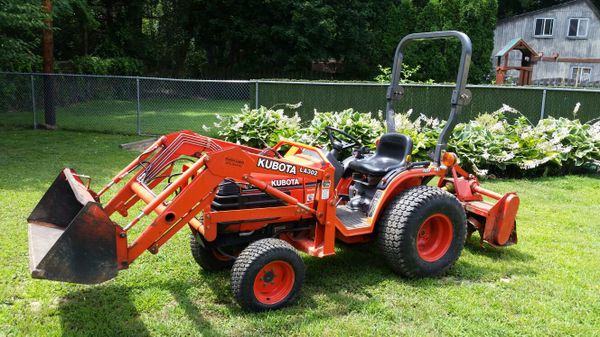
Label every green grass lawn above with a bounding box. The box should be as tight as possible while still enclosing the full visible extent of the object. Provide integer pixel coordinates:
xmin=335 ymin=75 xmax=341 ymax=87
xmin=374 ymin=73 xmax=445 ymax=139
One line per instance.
xmin=1 ymin=130 xmax=599 ymax=336
xmin=1 ymin=98 xmax=248 ymax=135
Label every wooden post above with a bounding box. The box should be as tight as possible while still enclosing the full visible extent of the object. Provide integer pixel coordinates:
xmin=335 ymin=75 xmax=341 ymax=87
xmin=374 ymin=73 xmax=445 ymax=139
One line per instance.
xmin=42 ymin=0 xmax=56 ymax=128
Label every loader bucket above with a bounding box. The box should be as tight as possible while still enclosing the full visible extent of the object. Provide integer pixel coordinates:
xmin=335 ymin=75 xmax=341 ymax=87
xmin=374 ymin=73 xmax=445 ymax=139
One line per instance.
xmin=27 ymin=169 xmax=118 ymax=284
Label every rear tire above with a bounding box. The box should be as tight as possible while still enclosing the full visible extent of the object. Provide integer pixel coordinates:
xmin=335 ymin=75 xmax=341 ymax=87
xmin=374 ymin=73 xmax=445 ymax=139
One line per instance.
xmin=378 ymin=185 xmax=466 ymax=278
xmin=190 ymin=234 xmax=234 ymax=271
xmin=231 ymin=238 xmax=305 ymax=311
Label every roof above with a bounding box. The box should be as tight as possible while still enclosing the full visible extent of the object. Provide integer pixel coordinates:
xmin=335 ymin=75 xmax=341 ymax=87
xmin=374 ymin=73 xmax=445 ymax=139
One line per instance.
xmin=495 ymin=38 xmax=539 ymax=57
xmin=498 ymin=0 xmax=600 ymax=24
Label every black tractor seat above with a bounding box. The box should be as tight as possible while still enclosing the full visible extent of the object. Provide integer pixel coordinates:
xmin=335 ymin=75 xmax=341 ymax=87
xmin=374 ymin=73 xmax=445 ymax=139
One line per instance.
xmin=348 ymin=133 xmax=413 ymax=176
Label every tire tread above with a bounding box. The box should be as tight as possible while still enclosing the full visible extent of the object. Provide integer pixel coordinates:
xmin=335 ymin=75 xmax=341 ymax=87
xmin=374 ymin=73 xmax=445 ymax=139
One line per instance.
xmin=378 ymin=185 xmax=466 ymax=278
xmin=231 ymin=238 xmax=304 ymax=311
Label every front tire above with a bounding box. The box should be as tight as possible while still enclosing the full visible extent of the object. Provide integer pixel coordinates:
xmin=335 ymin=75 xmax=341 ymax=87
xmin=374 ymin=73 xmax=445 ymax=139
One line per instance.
xmin=190 ymin=234 xmax=234 ymax=271
xmin=231 ymin=238 xmax=305 ymax=311
xmin=378 ymin=186 xmax=467 ymax=278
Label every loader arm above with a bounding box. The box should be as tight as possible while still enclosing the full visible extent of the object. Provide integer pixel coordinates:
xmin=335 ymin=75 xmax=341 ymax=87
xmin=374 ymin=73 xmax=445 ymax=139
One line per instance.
xmin=28 ymin=131 xmax=338 ymax=284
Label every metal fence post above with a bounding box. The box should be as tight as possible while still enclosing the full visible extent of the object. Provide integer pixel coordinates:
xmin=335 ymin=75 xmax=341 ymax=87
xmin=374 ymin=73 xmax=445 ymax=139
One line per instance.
xmin=136 ymin=77 xmax=141 ymax=135
xmin=540 ymin=89 xmax=547 ymax=121
xmin=31 ymin=74 xmax=37 ymax=129
xmin=255 ymin=80 xmax=259 ymax=109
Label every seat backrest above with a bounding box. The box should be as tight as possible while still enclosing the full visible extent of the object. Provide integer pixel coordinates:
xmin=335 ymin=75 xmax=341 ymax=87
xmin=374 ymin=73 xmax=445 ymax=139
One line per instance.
xmin=376 ymin=133 xmax=413 ymax=163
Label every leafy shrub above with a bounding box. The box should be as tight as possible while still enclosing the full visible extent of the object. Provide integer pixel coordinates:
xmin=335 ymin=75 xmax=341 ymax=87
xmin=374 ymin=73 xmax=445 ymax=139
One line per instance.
xmin=0 ymin=2 xmax=44 ymax=73
xmin=451 ymin=110 xmax=542 ymax=175
xmin=72 ymin=56 xmax=110 ymax=74
xmin=108 ymin=57 xmax=144 ymax=75
xmin=206 ymin=105 xmax=301 ymax=148
xmin=395 ymin=105 xmax=600 ymax=176
xmin=0 ymin=73 xmax=34 ymax=115
xmin=184 ymin=39 xmax=208 ymax=77
xmin=206 ymin=106 xmax=383 ymax=151
xmin=294 ymin=109 xmax=385 ymax=149
xmin=208 ymin=103 xmax=599 ymax=177
xmin=373 ymin=64 xmax=434 ymax=84
xmin=394 ymin=109 xmax=443 ymax=160
xmin=72 ymin=56 xmax=144 ymax=75
xmin=521 ymin=116 xmax=600 ymax=171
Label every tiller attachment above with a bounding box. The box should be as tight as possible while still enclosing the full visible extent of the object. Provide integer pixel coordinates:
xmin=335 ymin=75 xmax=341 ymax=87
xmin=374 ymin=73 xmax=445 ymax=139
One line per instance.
xmin=443 ymin=166 xmax=520 ymax=247
xmin=27 ymin=168 xmax=118 ymax=284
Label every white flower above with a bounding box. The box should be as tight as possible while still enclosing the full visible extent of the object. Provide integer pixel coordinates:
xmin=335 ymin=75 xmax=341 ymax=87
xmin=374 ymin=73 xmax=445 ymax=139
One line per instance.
xmin=232 ymin=121 xmax=244 ymax=131
xmin=553 ymin=144 xmax=573 ymax=154
xmin=573 ymin=102 xmax=581 ymax=116
xmin=490 ymin=121 xmax=505 ymax=132
xmin=473 ymin=166 xmax=488 ymax=176
xmin=519 ymin=155 xmax=556 ymax=169
xmin=495 ymin=151 xmax=515 ymax=162
xmin=285 ymin=102 xmax=303 ymax=109
xmin=496 ymin=104 xmax=519 ymax=115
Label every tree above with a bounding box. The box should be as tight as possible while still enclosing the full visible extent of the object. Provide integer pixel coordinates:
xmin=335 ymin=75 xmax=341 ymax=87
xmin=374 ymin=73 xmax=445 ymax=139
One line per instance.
xmin=0 ymin=0 xmax=45 ymax=72
xmin=1 ymin=0 xmax=502 ymax=83
xmin=407 ymin=0 xmax=498 ymax=83
xmin=52 ymin=0 xmax=99 ymax=59
xmin=184 ymin=0 xmax=402 ymax=79
xmin=42 ymin=0 xmax=56 ymax=128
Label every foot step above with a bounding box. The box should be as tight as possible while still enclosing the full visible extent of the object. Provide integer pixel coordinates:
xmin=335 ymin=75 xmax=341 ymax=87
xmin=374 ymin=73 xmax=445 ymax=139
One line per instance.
xmin=336 ymin=207 xmax=369 ymax=229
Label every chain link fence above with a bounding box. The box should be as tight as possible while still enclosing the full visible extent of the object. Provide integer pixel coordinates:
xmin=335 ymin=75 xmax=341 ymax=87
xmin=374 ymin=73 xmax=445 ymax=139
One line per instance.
xmin=0 ymin=72 xmax=250 ymax=135
xmin=2 ymin=72 xmax=599 ymax=136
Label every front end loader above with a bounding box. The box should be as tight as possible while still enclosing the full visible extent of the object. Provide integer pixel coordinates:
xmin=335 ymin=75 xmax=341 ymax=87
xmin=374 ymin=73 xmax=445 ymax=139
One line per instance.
xmin=28 ymin=31 xmax=520 ymax=311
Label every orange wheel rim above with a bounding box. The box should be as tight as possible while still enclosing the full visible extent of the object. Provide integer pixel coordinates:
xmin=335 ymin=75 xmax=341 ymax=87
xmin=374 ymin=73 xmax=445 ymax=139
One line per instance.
xmin=416 ymin=214 xmax=453 ymax=262
xmin=253 ymin=260 xmax=295 ymax=305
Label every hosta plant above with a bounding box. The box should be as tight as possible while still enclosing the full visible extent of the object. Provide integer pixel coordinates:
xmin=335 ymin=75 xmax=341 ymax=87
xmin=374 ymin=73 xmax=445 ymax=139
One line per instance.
xmin=394 ymin=109 xmax=444 ymax=161
xmin=205 ymin=105 xmax=301 ymax=148
xmin=294 ymin=109 xmax=385 ymax=150
xmin=394 ymin=104 xmax=600 ymax=176
xmin=209 ymin=103 xmax=600 ymax=177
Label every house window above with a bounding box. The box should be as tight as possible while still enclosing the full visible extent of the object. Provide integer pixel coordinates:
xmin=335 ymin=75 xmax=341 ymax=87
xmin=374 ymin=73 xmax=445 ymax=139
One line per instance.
xmin=567 ymin=18 xmax=589 ymax=38
xmin=534 ymin=18 xmax=554 ymax=37
xmin=571 ymin=67 xmax=592 ymax=82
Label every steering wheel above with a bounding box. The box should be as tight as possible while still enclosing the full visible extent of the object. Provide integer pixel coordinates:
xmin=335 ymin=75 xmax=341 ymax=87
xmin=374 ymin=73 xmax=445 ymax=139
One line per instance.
xmin=325 ymin=126 xmax=361 ymax=151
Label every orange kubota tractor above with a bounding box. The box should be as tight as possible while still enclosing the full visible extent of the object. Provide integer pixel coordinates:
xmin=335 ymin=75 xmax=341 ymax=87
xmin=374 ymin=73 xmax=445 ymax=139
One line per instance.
xmin=28 ymin=31 xmax=519 ymax=311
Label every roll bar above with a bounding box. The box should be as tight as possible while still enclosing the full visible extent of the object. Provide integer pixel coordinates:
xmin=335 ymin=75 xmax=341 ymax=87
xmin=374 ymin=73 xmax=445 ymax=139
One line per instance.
xmin=385 ymin=31 xmax=472 ymax=165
